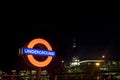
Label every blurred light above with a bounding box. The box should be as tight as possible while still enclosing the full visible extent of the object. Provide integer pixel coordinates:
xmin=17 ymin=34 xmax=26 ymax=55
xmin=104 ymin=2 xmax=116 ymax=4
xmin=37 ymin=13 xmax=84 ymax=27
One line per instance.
xmin=95 ymin=62 xmax=100 ymax=66
xmin=11 ymin=70 xmax=16 ymax=73
xmin=41 ymin=70 xmax=47 ymax=75
xmin=102 ymin=55 xmax=105 ymax=59
xmin=61 ymin=60 xmax=64 ymax=63
xmin=112 ymin=61 xmax=116 ymax=64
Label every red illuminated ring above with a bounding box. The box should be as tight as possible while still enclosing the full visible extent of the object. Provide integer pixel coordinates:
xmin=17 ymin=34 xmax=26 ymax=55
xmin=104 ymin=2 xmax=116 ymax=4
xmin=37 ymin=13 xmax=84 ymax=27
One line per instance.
xmin=27 ymin=38 xmax=53 ymax=67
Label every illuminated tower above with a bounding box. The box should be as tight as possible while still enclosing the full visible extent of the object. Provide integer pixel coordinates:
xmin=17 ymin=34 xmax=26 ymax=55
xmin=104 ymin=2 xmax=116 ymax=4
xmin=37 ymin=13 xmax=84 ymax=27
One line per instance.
xmin=73 ymin=37 xmax=76 ymax=48
xmin=72 ymin=37 xmax=77 ymax=57
xmin=69 ymin=37 xmax=80 ymax=70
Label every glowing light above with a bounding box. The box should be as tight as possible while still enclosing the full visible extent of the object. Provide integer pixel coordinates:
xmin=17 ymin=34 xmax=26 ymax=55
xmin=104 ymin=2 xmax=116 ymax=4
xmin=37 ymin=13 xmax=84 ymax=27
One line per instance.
xmin=102 ymin=55 xmax=105 ymax=59
xmin=27 ymin=38 xmax=54 ymax=67
xmin=23 ymin=48 xmax=55 ymax=56
xmin=79 ymin=60 xmax=104 ymax=64
xmin=61 ymin=60 xmax=64 ymax=63
xmin=95 ymin=62 xmax=100 ymax=66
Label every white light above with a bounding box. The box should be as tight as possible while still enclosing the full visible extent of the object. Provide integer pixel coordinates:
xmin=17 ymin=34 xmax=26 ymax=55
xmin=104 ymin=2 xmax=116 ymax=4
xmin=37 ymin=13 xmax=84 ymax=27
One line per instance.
xmin=102 ymin=55 xmax=105 ymax=58
xmin=71 ymin=62 xmax=80 ymax=66
xmin=61 ymin=60 xmax=64 ymax=63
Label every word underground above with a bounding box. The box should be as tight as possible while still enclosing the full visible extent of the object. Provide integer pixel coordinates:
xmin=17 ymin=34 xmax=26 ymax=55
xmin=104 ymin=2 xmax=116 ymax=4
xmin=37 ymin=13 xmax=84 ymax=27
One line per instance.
xmin=23 ymin=48 xmax=55 ymax=56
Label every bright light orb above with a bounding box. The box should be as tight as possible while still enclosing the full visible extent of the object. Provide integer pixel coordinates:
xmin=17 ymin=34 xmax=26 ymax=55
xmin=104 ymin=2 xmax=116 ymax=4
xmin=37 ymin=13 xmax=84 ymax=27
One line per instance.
xmin=95 ymin=62 xmax=100 ymax=66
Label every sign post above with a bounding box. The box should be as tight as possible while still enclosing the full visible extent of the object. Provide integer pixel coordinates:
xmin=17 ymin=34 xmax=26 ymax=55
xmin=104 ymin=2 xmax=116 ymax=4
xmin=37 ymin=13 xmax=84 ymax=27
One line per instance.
xmin=20 ymin=38 xmax=55 ymax=80
xmin=36 ymin=68 xmax=41 ymax=80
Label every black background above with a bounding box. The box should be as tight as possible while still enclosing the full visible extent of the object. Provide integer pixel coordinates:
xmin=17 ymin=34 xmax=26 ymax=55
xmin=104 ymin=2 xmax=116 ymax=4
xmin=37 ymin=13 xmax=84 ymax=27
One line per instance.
xmin=0 ymin=14 xmax=120 ymax=72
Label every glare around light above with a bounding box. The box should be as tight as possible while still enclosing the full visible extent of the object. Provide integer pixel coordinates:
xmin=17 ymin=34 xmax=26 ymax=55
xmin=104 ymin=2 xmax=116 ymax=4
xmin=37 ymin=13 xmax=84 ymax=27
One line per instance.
xmin=95 ymin=62 xmax=100 ymax=66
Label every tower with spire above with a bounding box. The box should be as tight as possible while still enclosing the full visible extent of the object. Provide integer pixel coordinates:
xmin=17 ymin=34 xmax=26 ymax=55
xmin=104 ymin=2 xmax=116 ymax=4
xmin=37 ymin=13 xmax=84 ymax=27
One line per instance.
xmin=70 ymin=37 xmax=80 ymax=67
xmin=72 ymin=37 xmax=78 ymax=57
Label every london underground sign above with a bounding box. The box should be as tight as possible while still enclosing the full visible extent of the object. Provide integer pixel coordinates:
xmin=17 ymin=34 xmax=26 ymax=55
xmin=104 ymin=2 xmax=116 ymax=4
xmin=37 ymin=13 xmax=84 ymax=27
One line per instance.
xmin=21 ymin=38 xmax=55 ymax=67
xmin=23 ymin=48 xmax=55 ymax=56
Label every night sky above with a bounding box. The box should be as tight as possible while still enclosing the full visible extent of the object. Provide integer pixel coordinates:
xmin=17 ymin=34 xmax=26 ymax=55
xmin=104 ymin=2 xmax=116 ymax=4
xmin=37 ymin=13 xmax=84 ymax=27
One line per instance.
xmin=0 ymin=15 xmax=120 ymax=71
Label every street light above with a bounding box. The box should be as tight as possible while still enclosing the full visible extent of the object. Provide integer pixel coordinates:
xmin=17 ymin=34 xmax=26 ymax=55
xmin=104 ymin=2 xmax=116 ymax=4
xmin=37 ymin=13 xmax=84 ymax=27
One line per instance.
xmin=95 ymin=62 xmax=101 ymax=80
xmin=95 ymin=62 xmax=100 ymax=67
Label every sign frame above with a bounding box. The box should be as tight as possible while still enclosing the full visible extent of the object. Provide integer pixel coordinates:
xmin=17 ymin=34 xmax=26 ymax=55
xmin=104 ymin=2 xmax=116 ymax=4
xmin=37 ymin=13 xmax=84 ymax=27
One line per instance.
xmin=26 ymin=38 xmax=54 ymax=67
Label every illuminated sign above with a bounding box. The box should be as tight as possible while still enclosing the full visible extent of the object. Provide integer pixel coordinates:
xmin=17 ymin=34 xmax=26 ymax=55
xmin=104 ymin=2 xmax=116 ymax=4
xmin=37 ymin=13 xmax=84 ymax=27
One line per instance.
xmin=22 ymin=48 xmax=55 ymax=56
xmin=22 ymin=38 xmax=55 ymax=68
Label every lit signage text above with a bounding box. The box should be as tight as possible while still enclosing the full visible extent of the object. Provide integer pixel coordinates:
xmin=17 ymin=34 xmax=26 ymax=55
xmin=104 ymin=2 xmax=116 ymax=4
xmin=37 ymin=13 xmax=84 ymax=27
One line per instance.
xmin=22 ymin=48 xmax=55 ymax=56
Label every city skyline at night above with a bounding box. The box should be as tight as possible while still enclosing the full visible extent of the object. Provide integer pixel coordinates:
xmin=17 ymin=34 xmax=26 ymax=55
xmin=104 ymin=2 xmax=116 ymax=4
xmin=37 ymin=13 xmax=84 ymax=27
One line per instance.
xmin=0 ymin=15 xmax=120 ymax=71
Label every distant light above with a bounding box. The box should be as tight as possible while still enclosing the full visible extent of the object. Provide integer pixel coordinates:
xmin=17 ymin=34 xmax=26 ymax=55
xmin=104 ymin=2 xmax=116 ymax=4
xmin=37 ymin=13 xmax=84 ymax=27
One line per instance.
xmin=41 ymin=70 xmax=47 ymax=75
xmin=73 ymin=45 xmax=76 ymax=48
xmin=95 ymin=62 xmax=100 ymax=66
xmin=102 ymin=55 xmax=105 ymax=59
xmin=112 ymin=61 xmax=116 ymax=64
xmin=73 ymin=43 xmax=76 ymax=48
xmin=11 ymin=70 xmax=16 ymax=73
xmin=61 ymin=60 xmax=64 ymax=63
xmin=75 ymin=60 xmax=79 ymax=62
xmin=71 ymin=62 xmax=80 ymax=66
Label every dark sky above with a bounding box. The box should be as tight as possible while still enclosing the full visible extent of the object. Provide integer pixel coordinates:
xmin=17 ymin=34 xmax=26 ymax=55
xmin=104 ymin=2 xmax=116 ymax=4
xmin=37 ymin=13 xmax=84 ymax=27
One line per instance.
xmin=0 ymin=15 xmax=120 ymax=71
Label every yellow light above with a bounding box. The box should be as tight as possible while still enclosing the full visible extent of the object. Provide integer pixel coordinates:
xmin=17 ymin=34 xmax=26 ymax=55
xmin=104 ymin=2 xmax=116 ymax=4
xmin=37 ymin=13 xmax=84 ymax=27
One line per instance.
xmin=95 ymin=62 xmax=100 ymax=66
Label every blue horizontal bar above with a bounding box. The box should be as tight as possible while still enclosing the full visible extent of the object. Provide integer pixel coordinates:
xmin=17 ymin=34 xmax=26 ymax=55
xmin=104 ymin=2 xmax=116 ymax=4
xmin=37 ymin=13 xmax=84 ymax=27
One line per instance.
xmin=22 ymin=48 xmax=55 ymax=56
